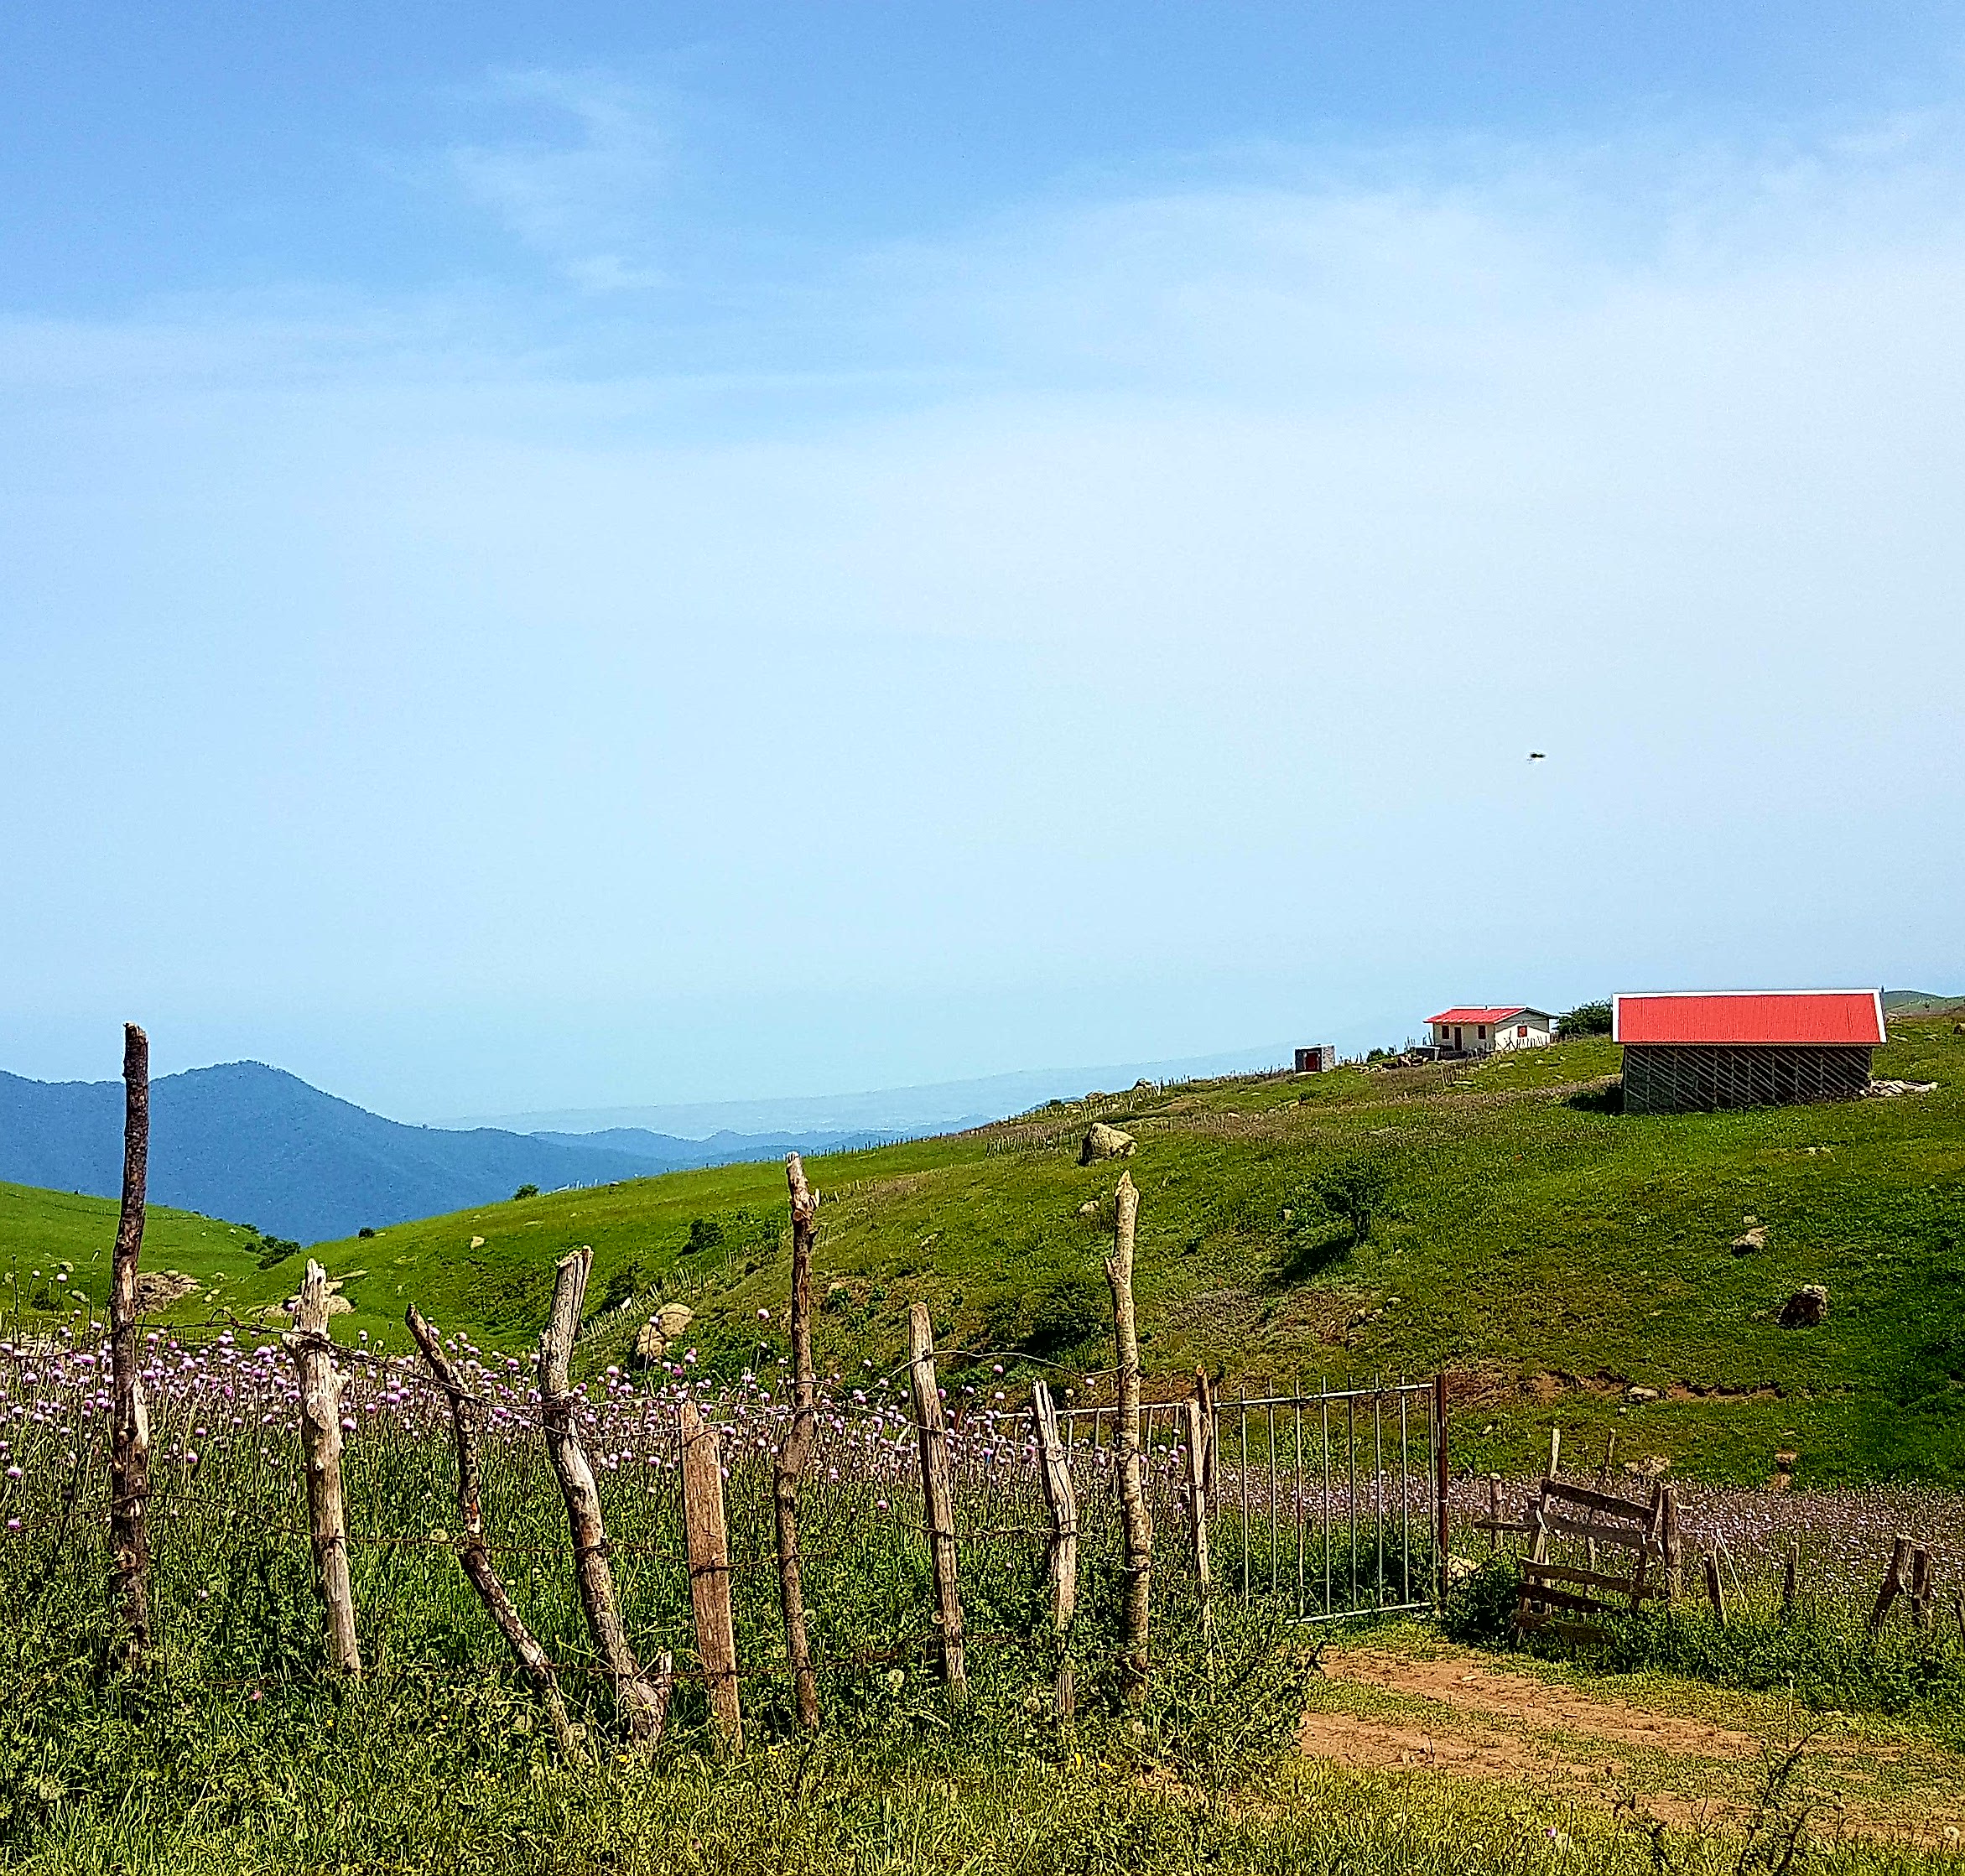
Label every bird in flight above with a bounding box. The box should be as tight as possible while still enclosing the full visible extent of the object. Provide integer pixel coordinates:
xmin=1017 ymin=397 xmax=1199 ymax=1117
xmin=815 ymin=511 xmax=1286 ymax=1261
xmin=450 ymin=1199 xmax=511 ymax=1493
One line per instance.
xmin=1528 ymin=751 xmax=1547 ymax=761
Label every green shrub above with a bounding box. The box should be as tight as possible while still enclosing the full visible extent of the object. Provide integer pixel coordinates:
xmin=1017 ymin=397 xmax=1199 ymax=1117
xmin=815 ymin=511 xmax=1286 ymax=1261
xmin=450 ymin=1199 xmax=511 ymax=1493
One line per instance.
xmin=1442 ymin=1556 xmax=1520 ymax=1646
xmin=1557 ymin=1000 xmax=1613 ymax=1037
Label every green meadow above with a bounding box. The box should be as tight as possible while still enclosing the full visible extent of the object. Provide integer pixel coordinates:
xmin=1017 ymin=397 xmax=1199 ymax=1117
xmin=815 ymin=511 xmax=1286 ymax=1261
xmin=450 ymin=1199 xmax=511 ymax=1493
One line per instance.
xmin=6 ymin=1017 xmax=1961 ymax=1488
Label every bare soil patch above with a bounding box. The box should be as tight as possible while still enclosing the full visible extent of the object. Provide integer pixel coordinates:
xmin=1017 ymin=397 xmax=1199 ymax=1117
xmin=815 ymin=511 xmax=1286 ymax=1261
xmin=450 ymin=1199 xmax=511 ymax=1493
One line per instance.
xmin=1300 ymin=1644 xmax=1965 ymax=1848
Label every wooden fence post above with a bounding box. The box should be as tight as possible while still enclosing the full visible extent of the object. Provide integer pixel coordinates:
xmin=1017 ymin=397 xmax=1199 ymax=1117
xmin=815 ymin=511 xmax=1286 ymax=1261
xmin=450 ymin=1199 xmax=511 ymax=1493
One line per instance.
xmin=1702 ymin=1549 xmax=1728 ymax=1624
xmin=286 ymin=1260 xmax=361 ymax=1677
xmin=1910 ymin=1544 xmax=1932 ymax=1633
xmin=680 ymin=1396 xmax=743 ymax=1750
xmin=407 ymin=1303 xmax=585 ymax=1763
xmin=1105 ymin=1172 xmax=1151 ymax=1703
xmin=107 ymin=1022 xmax=153 ymax=1671
xmin=1661 ymin=1482 xmax=1682 ymax=1597
xmin=538 ymin=1247 xmax=673 ymax=1744
xmin=1869 ymin=1534 xmax=1910 ymax=1638
xmin=907 ymin=1301 xmax=966 ymax=1703
xmin=1032 ymin=1379 xmax=1079 ymax=1715
xmin=1781 ymin=1540 xmax=1799 ymax=1614
xmin=1183 ymin=1394 xmax=1214 ymax=1649
xmin=773 ymin=1155 xmax=821 ymax=1731
xmin=1193 ymin=1368 xmax=1217 ymax=1503
xmin=1433 ymin=1371 xmax=1451 ymax=1603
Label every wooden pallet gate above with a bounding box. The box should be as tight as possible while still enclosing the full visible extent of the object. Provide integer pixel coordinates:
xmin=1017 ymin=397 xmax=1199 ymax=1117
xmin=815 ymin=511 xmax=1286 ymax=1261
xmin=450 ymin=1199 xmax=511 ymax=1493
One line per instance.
xmin=1515 ymin=1476 xmax=1668 ymax=1645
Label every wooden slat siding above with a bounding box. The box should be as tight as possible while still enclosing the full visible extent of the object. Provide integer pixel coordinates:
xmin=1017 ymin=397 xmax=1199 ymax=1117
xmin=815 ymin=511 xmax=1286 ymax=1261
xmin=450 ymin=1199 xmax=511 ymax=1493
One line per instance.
xmin=1621 ymin=1042 xmax=1874 ymax=1115
xmin=1541 ymin=1479 xmax=1654 ymax=1522
xmin=1523 ymin=1561 xmax=1664 ymax=1600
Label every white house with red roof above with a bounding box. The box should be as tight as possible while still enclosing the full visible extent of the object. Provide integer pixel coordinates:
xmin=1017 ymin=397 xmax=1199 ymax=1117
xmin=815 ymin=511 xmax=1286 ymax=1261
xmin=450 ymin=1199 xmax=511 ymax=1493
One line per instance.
xmin=1427 ymin=1005 xmax=1556 ymax=1056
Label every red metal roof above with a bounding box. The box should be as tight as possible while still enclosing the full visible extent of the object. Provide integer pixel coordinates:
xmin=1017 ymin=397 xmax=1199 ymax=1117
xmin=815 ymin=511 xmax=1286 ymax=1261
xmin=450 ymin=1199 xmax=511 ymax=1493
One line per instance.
xmin=1613 ymin=990 xmax=1884 ymax=1047
xmin=1427 ymin=1006 xmax=1531 ymax=1026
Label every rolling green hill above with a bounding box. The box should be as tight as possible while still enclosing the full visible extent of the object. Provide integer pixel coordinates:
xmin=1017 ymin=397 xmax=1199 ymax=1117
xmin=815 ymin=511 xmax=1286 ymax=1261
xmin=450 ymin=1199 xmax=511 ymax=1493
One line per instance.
xmin=6 ymin=1019 xmax=1961 ymax=1487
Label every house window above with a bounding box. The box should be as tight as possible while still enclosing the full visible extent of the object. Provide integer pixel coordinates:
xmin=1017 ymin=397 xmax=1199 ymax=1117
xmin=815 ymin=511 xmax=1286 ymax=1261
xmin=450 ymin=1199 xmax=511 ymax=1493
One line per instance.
xmin=1478 ymin=1025 xmax=1487 ymax=1040
xmin=1518 ymin=1024 xmax=1528 ymax=1037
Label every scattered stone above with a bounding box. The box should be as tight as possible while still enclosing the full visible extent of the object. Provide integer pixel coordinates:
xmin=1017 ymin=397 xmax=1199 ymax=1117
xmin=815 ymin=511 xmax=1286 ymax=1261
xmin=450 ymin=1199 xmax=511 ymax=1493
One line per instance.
xmin=634 ymin=1321 xmax=664 ymax=1364
xmin=469 ymin=1234 xmax=486 ymax=1249
xmin=1864 ymin=1079 xmax=1938 ymax=1099
xmin=1625 ymin=1385 xmax=1660 ymax=1405
xmin=1731 ymin=1226 xmax=1767 ymax=1255
xmin=1079 ymin=1121 xmax=1136 ymax=1165
xmin=657 ymin=1302 xmax=694 ymax=1339
xmin=1779 ymin=1285 xmax=1829 ymax=1328
xmin=1076 ymin=1200 xmax=1099 ymax=1219
xmin=134 ymin=1271 xmax=200 ymax=1312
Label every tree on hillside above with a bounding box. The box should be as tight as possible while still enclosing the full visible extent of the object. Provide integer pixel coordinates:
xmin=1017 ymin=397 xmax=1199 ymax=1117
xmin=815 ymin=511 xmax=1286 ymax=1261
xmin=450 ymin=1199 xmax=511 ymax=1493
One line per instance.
xmin=1557 ymin=1000 xmax=1613 ymax=1037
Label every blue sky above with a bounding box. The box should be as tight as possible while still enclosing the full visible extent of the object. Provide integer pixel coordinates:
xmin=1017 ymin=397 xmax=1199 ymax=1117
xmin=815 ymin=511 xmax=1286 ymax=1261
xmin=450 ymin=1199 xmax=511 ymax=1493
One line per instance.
xmin=3 ymin=3 xmax=1962 ymax=1120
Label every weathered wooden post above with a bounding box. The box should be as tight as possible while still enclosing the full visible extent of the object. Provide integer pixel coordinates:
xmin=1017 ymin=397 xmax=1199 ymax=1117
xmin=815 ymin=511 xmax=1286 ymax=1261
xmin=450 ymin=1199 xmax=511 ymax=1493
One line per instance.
xmin=1702 ymin=1549 xmax=1728 ymax=1624
xmin=680 ymin=1395 xmax=743 ymax=1749
xmin=1781 ymin=1540 xmax=1799 ymax=1614
xmin=1105 ymin=1172 xmax=1151 ymax=1702
xmin=1869 ymin=1534 xmax=1910 ymax=1638
xmin=1193 ymin=1367 xmax=1217 ymax=1502
xmin=1660 ymin=1482 xmax=1682 ymax=1597
xmin=773 ymin=1154 xmax=820 ymax=1730
xmin=539 ymin=1246 xmax=673 ymax=1743
xmin=408 ymin=1303 xmax=584 ymax=1762
xmin=1909 ymin=1543 xmax=1933 ymax=1633
xmin=287 ymin=1260 xmax=361 ymax=1677
xmin=1433 ymin=1371 xmax=1451 ymax=1602
xmin=1032 ymin=1379 xmax=1079 ymax=1715
xmin=107 ymin=1022 xmax=153 ymax=1671
xmin=1183 ymin=1392 xmax=1214 ymax=1649
xmin=907 ymin=1300 xmax=966 ymax=1702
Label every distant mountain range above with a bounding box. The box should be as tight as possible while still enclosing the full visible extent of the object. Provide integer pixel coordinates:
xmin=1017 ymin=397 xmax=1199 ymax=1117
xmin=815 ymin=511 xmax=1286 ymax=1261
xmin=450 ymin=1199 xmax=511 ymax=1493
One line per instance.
xmin=435 ymin=1044 xmax=1300 ymax=1140
xmin=0 ymin=1063 xmax=892 ymax=1245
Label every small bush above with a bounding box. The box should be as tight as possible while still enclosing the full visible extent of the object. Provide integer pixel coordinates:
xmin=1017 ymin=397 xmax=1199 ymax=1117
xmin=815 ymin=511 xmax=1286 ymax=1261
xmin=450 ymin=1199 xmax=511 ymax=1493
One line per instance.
xmin=1025 ymin=1271 xmax=1106 ymax=1359
xmin=1313 ymin=1153 xmax=1391 ymax=1246
xmin=1442 ymin=1556 xmax=1520 ymax=1646
xmin=684 ymin=1217 xmax=725 ymax=1256
xmin=512 ymin=1183 xmax=539 ymax=1201
xmin=356 ymin=1225 xmax=376 ymax=1239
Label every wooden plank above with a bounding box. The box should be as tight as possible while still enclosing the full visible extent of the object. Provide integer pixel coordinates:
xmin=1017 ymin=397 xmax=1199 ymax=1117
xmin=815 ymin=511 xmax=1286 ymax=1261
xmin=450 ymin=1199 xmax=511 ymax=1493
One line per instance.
xmin=1524 ymin=1560 xmax=1662 ymax=1601
xmin=1515 ymin=1612 xmax=1611 ymax=1645
xmin=1517 ymin=1583 xmax=1615 ymax=1616
xmin=1538 ymin=1510 xmax=1657 ymax=1551
xmin=1540 ymin=1478 xmax=1653 ymax=1522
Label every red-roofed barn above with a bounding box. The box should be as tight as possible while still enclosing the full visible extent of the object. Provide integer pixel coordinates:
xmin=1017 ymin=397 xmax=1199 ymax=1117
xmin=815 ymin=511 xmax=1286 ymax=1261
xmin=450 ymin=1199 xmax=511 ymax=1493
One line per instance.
xmin=1613 ymin=990 xmax=1884 ymax=1114
xmin=1427 ymin=1006 xmax=1555 ymax=1057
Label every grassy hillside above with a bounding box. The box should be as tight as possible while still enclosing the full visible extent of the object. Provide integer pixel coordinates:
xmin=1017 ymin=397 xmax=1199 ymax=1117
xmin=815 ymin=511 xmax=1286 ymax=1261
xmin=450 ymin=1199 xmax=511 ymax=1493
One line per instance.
xmin=0 ymin=1182 xmax=252 ymax=1317
xmin=7 ymin=1018 xmax=1962 ymax=1486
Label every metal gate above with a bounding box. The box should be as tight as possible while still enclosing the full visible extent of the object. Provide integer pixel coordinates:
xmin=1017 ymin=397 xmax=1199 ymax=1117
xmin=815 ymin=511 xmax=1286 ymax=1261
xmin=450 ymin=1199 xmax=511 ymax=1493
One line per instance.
xmin=1049 ymin=1375 xmax=1445 ymax=1624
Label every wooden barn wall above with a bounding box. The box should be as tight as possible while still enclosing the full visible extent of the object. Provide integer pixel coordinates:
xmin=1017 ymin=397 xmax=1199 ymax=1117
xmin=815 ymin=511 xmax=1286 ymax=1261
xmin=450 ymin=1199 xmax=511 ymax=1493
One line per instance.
xmin=1620 ymin=1044 xmax=1874 ymax=1115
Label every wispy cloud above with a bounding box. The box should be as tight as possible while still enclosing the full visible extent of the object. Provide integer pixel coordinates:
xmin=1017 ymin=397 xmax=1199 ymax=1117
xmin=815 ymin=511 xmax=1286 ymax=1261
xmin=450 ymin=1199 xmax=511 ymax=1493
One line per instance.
xmin=444 ymin=69 xmax=669 ymax=290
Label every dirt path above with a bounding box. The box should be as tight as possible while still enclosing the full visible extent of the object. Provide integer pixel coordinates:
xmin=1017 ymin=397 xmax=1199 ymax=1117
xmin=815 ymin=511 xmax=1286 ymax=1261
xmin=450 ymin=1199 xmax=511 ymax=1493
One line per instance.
xmin=1300 ymin=1644 xmax=1965 ymax=1849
